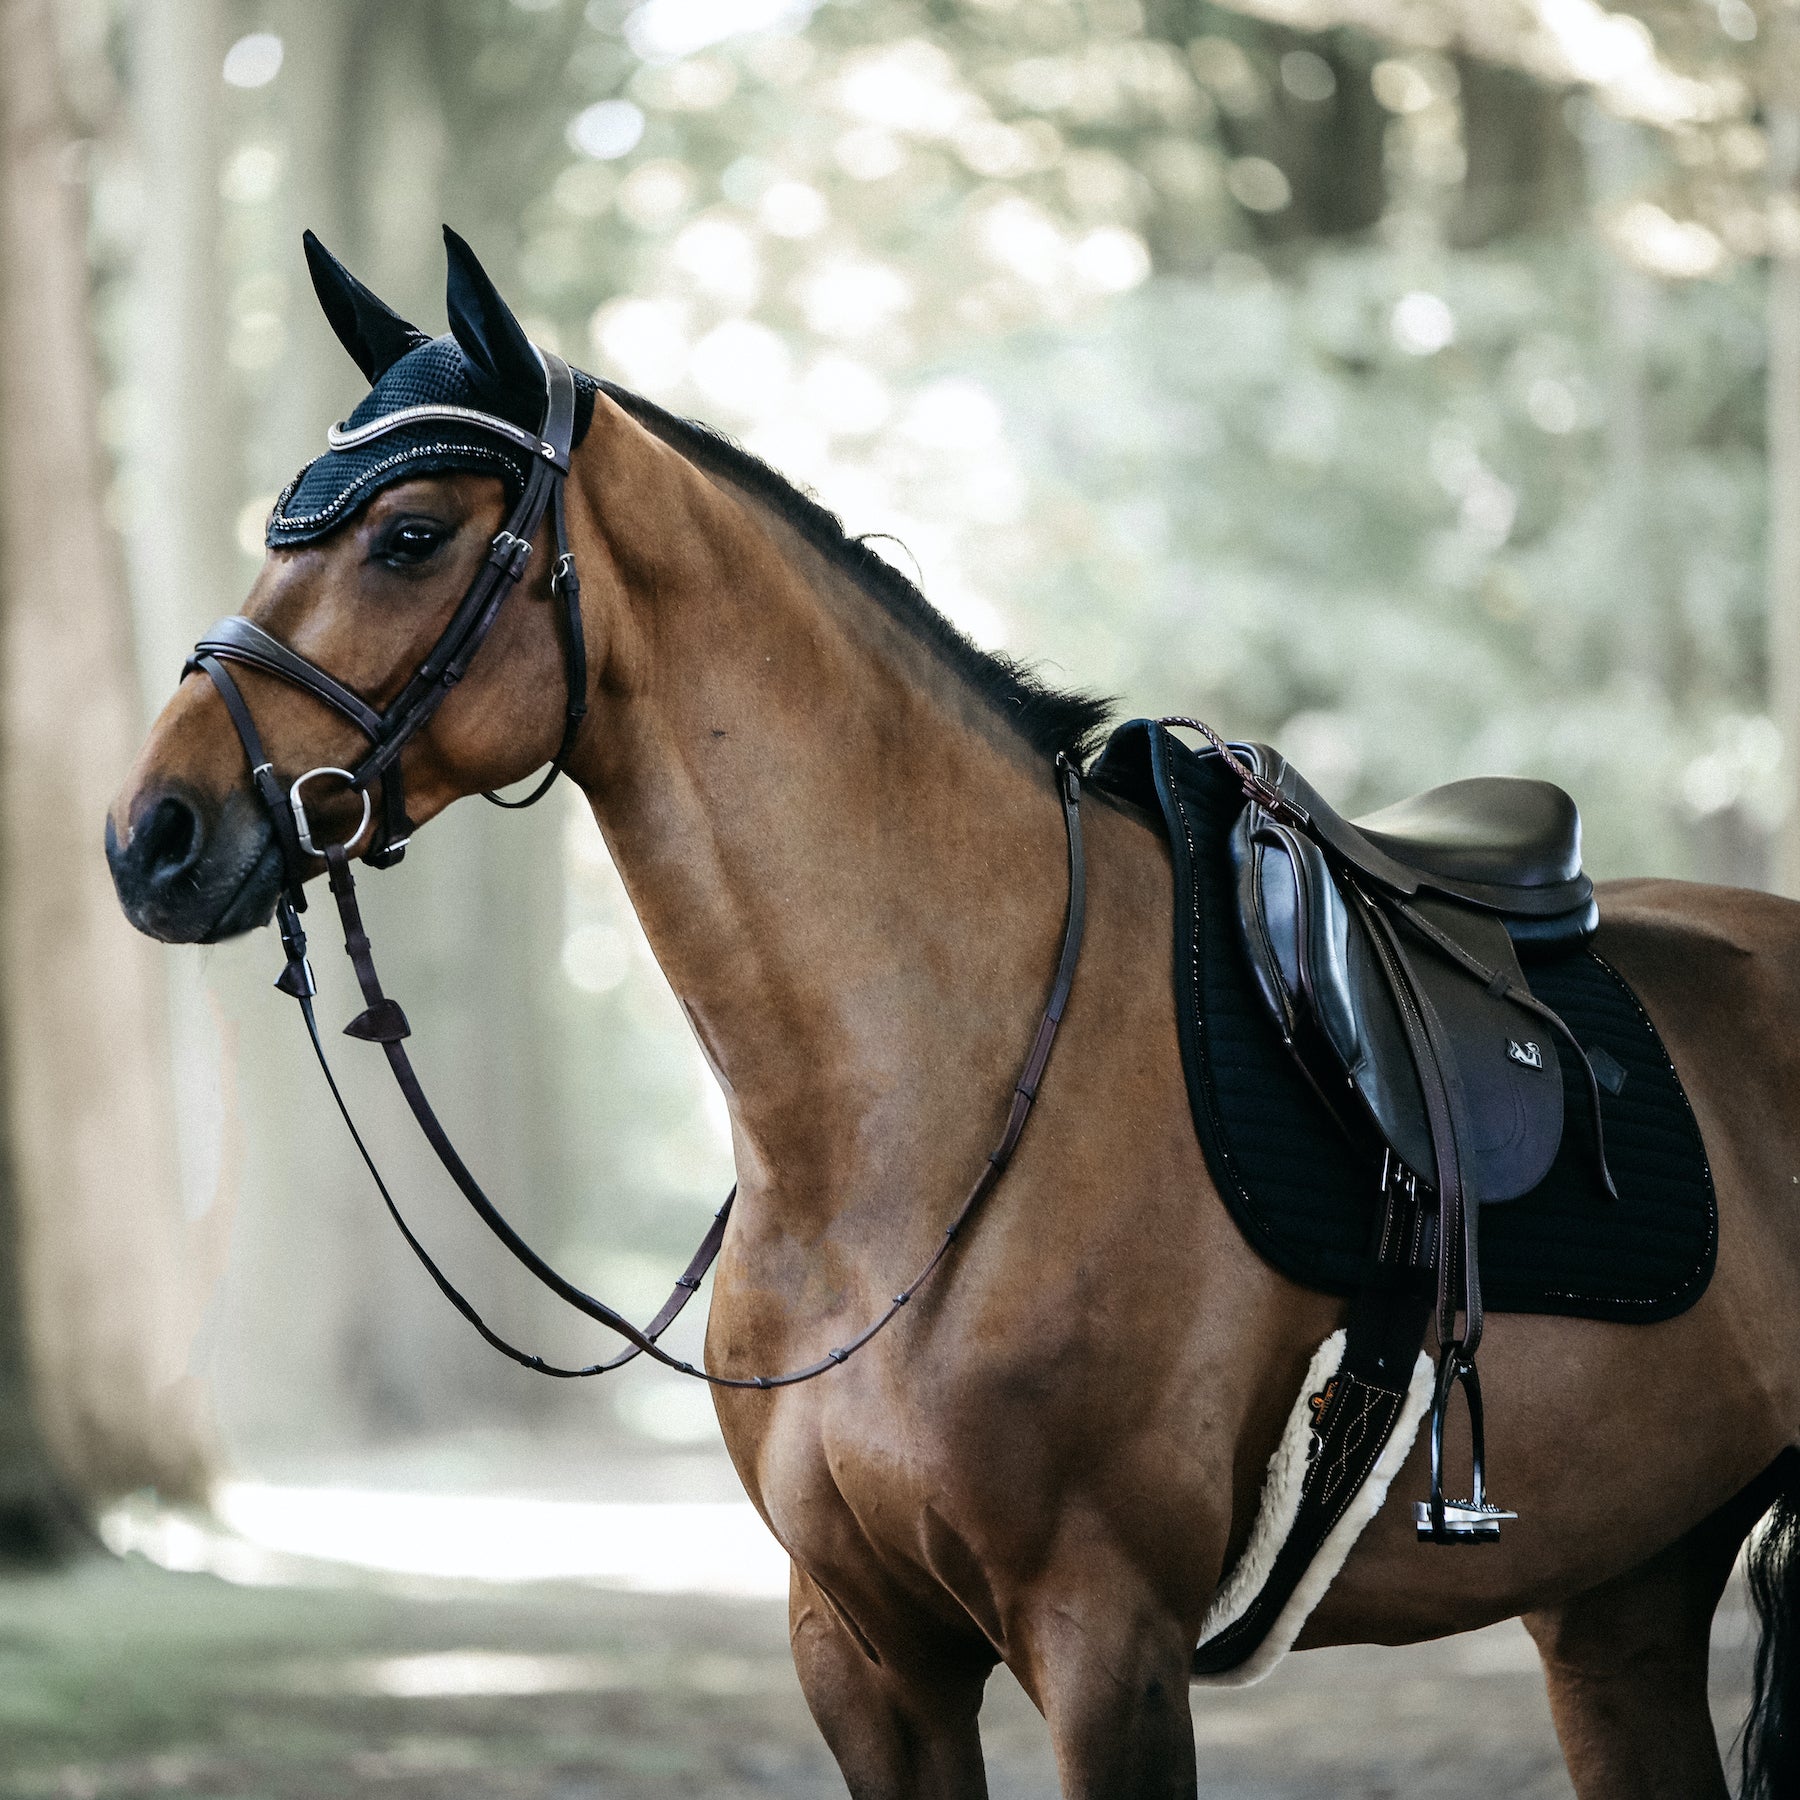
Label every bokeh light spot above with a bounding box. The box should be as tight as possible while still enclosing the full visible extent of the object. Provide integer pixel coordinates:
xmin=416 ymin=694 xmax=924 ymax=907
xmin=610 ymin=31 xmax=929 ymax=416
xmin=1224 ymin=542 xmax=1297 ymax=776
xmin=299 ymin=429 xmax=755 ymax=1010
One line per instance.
xmin=222 ymin=34 xmax=284 ymax=89
xmin=568 ymin=99 xmax=647 ymax=160
xmin=617 ymin=160 xmax=693 ymax=228
xmin=626 ymin=0 xmax=816 ymax=62
xmin=1391 ymin=291 xmax=1455 ymax=356
xmin=1073 ymin=227 xmax=1151 ymax=293
xmin=590 ymin=296 xmax=690 ymax=391
xmin=759 ymin=179 xmax=828 ymax=238
xmin=690 ymin=318 xmax=792 ymax=415
xmin=1226 ymin=156 xmax=1291 ymax=214
xmin=221 ymin=144 xmax=282 ymax=204
xmin=563 ymin=924 xmax=630 ymax=994
xmin=802 ymin=355 xmax=890 ymax=435
xmin=1280 ymin=50 xmax=1336 ymax=103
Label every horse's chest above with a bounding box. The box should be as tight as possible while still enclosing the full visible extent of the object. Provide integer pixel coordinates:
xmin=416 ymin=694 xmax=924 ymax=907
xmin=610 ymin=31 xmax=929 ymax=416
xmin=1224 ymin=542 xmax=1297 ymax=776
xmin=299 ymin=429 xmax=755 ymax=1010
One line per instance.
xmin=732 ymin=1376 xmax=1029 ymax=1613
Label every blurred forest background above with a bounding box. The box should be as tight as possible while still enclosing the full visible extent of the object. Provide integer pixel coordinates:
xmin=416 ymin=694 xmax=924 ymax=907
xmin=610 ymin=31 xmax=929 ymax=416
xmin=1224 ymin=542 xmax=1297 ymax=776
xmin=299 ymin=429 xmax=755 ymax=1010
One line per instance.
xmin=1 ymin=0 xmax=1797 ymax=1540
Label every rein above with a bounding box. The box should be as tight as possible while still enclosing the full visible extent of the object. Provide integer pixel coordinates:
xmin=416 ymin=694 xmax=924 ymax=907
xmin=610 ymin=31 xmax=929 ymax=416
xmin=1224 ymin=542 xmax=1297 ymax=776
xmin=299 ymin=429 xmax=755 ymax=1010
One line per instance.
xmin=182 ymin=354 xmax=1088 ymax=1389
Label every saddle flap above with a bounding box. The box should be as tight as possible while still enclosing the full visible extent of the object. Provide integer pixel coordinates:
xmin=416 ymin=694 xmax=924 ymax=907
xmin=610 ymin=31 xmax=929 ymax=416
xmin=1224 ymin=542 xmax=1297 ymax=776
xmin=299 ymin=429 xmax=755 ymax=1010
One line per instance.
xmin=1231 ymin=808 xmax=1564 ymax=1203
xmin=1393 ymin=899 xmax=1564 ymax=1203
xmin=1232 ymin=808 xmax=1432 ymax=1178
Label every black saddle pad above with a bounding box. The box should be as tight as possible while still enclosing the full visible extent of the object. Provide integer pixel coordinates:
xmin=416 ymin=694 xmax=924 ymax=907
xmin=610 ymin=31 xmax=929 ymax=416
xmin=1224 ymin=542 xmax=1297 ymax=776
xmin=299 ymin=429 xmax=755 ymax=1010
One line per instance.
xmin=1090 ymin=721 xmax=1717 ymax=1322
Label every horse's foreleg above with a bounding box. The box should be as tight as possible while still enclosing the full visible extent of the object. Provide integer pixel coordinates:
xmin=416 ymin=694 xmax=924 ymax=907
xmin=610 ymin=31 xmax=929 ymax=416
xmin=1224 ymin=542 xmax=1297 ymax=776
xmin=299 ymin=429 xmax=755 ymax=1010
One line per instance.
xmin=1011 ymin=1572 xmax=1199 ymax=1800
xmin=788 ymin=1565 xmax=992 ymax=1800
xmin=1523 ymin=1492 xmax=1757 ymax=1800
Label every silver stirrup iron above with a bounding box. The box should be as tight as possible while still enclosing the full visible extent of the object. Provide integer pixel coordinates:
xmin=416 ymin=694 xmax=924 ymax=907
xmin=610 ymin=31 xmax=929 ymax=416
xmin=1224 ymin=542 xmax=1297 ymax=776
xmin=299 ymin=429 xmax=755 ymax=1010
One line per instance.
xmin=1414 ymin=1351 xmax=1517 ymax=1544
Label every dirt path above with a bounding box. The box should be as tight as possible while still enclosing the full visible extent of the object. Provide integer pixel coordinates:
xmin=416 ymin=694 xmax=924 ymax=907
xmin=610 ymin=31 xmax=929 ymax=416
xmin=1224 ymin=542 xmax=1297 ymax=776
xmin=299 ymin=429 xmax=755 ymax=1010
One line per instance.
xmin=0 ymin=1554 xmax=1757 ymax=1798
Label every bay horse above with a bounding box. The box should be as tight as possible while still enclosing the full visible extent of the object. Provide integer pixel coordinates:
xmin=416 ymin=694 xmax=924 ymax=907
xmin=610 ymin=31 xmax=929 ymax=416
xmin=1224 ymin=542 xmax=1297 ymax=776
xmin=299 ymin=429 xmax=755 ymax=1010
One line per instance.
xmin=108 ymin=237 xmax=1800 ymax=1799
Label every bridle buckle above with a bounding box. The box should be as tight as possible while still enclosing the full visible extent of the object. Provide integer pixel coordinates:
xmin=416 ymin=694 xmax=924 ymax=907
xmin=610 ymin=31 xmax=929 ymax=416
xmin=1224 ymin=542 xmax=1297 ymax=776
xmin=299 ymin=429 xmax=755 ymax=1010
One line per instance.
xmin=491 ymin=530 xmax=532 ymax=579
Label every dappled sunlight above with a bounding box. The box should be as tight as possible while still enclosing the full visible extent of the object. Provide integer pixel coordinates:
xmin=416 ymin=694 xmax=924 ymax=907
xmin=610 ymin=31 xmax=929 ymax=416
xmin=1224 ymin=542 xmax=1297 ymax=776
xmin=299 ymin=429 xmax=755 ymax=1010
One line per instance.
xmin=100 ymin=1485 xmax=790 ymax=1596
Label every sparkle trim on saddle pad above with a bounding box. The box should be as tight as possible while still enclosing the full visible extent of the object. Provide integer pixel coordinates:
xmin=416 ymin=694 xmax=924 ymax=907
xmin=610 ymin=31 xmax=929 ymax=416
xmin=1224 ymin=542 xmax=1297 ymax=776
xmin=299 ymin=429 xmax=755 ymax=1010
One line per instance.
xmin=1192 ymin=1331 xmax=1434 ymax=1687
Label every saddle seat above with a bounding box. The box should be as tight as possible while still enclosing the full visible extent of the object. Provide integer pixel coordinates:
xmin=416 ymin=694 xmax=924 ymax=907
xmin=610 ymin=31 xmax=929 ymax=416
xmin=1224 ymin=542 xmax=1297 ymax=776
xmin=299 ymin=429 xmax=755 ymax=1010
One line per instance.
xmin=1249 ymin=748 xmax=1598 ymax=951
xmin=1351 ymin=778 xmax=1582 ymax=898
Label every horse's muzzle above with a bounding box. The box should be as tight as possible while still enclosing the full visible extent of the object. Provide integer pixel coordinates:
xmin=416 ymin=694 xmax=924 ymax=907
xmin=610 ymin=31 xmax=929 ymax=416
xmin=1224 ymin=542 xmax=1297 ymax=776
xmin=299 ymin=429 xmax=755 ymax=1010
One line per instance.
xmin=106 ymin=784 xmax=284 ymax=943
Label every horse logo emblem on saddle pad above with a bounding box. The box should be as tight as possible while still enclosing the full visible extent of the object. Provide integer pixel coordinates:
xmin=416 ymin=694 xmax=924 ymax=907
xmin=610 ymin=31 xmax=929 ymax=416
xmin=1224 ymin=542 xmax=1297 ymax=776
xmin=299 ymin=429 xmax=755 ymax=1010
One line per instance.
xmin=1508 ymin=1039 xmax=1545 ymax=1070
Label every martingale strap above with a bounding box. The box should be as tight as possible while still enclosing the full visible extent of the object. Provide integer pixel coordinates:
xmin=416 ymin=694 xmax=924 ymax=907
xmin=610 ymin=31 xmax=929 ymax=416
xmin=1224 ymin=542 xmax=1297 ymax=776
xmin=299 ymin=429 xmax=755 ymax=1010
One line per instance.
xmin=276 ymin=761 xmax=1085 ymax=1387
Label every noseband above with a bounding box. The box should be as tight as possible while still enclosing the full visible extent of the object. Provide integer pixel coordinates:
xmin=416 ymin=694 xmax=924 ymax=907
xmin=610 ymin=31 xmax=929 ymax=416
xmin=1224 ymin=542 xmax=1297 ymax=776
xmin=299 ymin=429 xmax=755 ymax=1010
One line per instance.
xmin=180 ymin=350 xmax=1088 ymax=1389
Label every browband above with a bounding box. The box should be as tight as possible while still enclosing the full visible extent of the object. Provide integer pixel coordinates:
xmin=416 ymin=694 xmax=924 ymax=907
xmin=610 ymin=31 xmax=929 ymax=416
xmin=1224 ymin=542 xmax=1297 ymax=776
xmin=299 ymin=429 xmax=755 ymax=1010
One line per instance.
xmin=327 ymin=402 xmax=568 ymax=470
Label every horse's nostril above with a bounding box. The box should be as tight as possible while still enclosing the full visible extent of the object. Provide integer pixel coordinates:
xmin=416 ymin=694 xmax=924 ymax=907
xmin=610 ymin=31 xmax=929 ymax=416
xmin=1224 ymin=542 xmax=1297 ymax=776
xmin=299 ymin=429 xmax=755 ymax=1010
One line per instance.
xmin=138 ymin=793 xmax=204 ymax=889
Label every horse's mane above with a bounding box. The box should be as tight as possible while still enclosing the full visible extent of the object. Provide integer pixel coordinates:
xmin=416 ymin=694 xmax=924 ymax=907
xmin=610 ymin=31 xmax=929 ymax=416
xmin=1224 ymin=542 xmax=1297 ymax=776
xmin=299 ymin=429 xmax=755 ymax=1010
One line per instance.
xmin=593 ymin=378 xmax=1112 ymax=767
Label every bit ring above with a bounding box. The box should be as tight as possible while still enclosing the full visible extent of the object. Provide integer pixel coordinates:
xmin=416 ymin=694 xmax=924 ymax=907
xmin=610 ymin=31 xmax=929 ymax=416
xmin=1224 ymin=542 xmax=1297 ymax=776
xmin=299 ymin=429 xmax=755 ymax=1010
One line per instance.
xmin=289 ymin=766 xmax=373 ymax=858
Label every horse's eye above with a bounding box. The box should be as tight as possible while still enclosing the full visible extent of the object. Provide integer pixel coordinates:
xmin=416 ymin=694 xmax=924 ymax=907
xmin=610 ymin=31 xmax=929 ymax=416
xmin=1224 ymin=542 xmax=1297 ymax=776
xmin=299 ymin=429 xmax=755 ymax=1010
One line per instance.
xmin=375 ymin=519 xmax=449 ymax=569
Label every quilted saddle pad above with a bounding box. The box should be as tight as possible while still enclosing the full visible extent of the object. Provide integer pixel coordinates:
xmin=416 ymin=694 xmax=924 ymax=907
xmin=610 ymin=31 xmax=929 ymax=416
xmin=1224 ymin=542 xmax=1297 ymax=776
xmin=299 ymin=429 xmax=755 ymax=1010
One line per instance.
xmin=1088 ymin=721 xmax=1716 ymax=1322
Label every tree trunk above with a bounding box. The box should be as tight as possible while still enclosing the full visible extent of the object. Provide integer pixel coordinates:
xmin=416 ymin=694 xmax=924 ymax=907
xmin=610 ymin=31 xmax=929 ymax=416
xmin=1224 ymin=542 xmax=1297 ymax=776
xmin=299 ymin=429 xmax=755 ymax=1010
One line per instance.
xmin=0 ymin=0 xmax=213 ymax=1509
xmin=1769 ymin=104 xmax=1800 ymax=899
xmin=340 ymin=0 xmax=578 ymax=1431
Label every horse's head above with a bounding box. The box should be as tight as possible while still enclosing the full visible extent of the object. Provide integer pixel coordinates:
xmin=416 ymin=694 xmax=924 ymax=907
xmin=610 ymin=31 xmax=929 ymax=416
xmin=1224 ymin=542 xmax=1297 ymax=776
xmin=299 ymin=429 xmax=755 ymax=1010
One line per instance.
xmin=108 ymin=228 xmax=592 ymax=943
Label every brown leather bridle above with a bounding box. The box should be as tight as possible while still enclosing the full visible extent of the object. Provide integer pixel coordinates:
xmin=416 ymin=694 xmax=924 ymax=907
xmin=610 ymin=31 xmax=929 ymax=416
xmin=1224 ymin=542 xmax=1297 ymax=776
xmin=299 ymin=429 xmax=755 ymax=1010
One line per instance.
xmin=182 ymin=350 xmax=1089 ymax=1389
xmin=191 ymin=350 xmax=588 ymax=875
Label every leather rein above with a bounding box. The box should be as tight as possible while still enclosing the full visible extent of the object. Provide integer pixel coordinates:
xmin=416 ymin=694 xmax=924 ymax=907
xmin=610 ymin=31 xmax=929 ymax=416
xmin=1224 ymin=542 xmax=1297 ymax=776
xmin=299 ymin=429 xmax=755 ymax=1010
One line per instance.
xmin=183 ymin=352 xmax=1088 ymax=1389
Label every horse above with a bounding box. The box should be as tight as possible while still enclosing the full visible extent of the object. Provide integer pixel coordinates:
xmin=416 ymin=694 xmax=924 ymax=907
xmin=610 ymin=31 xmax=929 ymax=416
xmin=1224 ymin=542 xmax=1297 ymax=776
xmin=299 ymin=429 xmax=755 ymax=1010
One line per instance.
xmin=107 ymin=234 xmax=1800 ymax=1799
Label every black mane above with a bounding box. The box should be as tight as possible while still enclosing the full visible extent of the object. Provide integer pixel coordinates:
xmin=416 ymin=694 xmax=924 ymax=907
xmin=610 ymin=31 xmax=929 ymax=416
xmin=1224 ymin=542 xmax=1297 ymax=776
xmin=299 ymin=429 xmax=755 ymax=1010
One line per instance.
xmin=594 ymin=379 xmax=1112 ymax=766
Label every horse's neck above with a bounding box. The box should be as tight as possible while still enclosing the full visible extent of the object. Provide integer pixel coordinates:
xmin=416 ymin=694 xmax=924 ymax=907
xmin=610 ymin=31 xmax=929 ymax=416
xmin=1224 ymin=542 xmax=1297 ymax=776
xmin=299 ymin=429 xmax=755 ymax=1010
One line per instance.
xmin=567 ymin=416 xmax=1069 ymax=1231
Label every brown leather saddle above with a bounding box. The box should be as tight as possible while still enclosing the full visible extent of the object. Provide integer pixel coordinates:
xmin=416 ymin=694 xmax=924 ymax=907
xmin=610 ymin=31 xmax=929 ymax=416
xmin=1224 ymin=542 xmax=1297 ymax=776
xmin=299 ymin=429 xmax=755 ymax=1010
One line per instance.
xmin=1172 ymin=720 xmax=1615 ymax=1542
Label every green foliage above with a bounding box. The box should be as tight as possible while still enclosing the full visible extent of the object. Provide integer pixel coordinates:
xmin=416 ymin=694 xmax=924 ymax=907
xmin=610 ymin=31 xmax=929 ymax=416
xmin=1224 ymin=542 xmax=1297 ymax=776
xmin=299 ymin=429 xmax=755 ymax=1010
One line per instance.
xmin=126 ymin=0 xmax=1784 ymax=1449
xmin=978 ymin=238 xmax=1770 ymax=875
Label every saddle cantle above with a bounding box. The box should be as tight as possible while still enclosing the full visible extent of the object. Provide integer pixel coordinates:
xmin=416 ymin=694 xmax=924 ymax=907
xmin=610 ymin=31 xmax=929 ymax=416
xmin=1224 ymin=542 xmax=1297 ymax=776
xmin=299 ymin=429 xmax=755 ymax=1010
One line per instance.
xmin=1159 ymin=721 xmax=1617 ymax=1544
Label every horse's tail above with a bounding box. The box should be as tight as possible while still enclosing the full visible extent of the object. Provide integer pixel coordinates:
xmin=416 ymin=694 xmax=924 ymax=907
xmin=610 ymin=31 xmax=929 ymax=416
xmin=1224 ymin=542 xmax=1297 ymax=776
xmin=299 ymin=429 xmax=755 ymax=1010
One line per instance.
xmin=1743 ymin=1454 xmax=1800 ymax=1800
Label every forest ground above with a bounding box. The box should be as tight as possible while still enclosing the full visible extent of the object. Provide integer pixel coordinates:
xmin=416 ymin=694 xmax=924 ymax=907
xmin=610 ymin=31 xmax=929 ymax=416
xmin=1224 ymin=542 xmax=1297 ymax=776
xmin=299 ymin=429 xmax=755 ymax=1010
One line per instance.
xmin=0 ymin=1546 xmax=1756 ymax=1799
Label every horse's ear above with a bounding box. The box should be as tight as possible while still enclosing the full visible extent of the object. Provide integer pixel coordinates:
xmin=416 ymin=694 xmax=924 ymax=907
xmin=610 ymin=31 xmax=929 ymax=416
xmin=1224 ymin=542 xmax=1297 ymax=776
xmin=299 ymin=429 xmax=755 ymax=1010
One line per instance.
xmin=303 ymin=229 xmax=429 ymax=384
xmin=442 ymin=225 xmax=542 ymax=418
